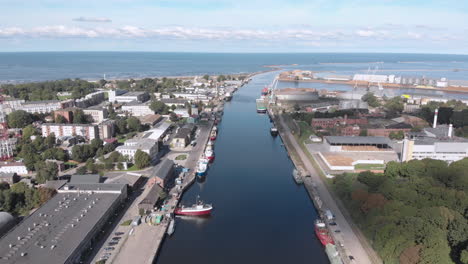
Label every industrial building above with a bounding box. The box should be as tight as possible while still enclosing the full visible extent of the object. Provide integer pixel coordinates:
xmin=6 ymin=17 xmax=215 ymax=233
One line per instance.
xmin=116 ymin=138 xmax=159 ymax=162
xmin=108 ymin=90 xmax=149 ymax=103
xmin=0 ymin=182 xmax=127 ymax=264
xmin=138 ymin=183 xmax=163 ymax=213
xmin=150 ymin=159 xmax=175 ymax=189
xmin=275 ymin=88 xmax=319 ymax=101
xmin=121 ymin=101 xmax=154 ymax=116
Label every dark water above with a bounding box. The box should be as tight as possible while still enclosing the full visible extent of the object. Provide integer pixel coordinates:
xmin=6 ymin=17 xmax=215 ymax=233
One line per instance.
xmin=2 ymin=52 xmax=468 ymax=83
xmin=155 ymin=72 xmax=328 ymax=264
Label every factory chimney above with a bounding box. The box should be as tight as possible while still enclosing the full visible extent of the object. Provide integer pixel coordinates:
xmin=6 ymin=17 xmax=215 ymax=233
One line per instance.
xmin=433 ymin=108 xmax=439 ymax=128
xmin=448 ymin=124 xmax=453 ymax=138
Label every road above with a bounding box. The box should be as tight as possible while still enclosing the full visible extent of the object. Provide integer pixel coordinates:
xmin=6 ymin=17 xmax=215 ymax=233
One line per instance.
xmin=93 ymin=120 xmax=214 ymax=264
xmin=278 ymin=114 xmax=377 ymax=264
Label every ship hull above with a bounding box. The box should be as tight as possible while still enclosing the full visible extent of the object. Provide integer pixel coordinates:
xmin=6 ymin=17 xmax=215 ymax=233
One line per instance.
xmin=315 ymin=226 xmax=334 ymax=246
xmin=174 ymin=208 xmax=212 ymax=216
xmin=210 ymin=136 xmax=217 ymax=141
xmin=196 ymin=171 xmax=206 ymax=176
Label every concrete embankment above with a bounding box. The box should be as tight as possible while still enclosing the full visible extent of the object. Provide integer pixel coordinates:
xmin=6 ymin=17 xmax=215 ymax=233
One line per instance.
xmin=269 ymin=108 xmax=379 ymax=264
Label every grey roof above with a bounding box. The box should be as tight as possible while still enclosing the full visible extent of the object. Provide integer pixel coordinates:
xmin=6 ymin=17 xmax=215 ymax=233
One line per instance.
xmin=44 ymin=180 xmax=68 ymax=190
xmin=0 ymin=190 xmax=123 ymax=263
xmin=69 ymin=174 xmax=101 ymax=184
xmin=152 ymin=159 xmax=174 ymax=180
xmin=22 ymin=100 xmax=60 ymax=105
xmin=139 ymin=183 xmax=162 ymax=206
xmin=121 ymin=91 xmax=147 ymax=96
xmin=160 ymin=98 xmax=188 ymax=104
xmin=174 ymin=128 xmax=191 ymax=139
xmin=325 ymin=136 xmax=391 ymax=145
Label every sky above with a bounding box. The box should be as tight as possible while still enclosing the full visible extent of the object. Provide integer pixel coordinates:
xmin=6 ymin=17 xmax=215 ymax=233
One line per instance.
xmin=0 ymin=0 xmax=467 ymax=53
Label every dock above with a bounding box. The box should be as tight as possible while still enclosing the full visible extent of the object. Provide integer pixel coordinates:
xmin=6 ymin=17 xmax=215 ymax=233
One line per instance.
xmin=270 ymin=107 xmax=378 ymax=264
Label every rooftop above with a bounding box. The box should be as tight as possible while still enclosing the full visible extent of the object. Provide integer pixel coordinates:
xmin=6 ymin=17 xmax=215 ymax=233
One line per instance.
xmin=69 ymin=174 xmax=101 ymax=184
xmin=22 ymin=100 xmax=60 ymax=105
xmin=326 ymin=136 xmax=391 ymax=145
xmin=0 ymin=187 xmax=124 ymax=263
xmin=152 ymin=159 xmax=174 ymax=180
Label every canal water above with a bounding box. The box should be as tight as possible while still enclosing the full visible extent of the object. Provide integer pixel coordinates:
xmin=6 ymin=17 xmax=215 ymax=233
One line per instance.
xmin=155 ymin=72 xmax=328 ymax=264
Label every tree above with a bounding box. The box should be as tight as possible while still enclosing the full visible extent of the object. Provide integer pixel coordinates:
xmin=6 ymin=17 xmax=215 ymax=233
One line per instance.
xmin=134 ymin=149 xmax=151 ymax=169
xmin=22 ymin=125 xmax=38 ymax=140
xmin=73 ymin=109 xmax=89 ymax=124
xmin=202 ymin=74 xmax=210 ymax=81
xmin=362 ymin=92 xmax=380 ymax=107
xmin=90 ymin=138 xmax=103 ymax=152
xmin=44 ymin=133 xmax=56 ymax=148
xmin=76 ymin=166 xmax=87 ymax=175
xmin=293 ymin=104 xmax=301 ymax=112
xmin=55 ymin=115 xmax=68 ymax=124
xmin=150 ymin=100 xmax=168 ymax=114
xmin=126 ymin=117 xmax=142 ymax=132
xmin=7 ymin=110 xmax=33 ymax=128
xmin=384 ymin=161 xmax=401 ymax=178
xmin=169 ymin=112 xmax=179 ymax=122
xmin=42 ymin=148 xmax=68 ymax=161
xmin=18 ymin=144 xmax=39 ymax=171
xmin=35 ymin=161 xmax=58 ymax=184
xmin=217 ymin=75 xmax=226 ymax=82
xmin=385 ymin=97 xmax=404 ymax=116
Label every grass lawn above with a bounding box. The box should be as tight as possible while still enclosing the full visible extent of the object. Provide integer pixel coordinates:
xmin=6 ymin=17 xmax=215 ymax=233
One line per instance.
xmin=175 ymin=154 xmax=187 ymax=160
xmin=57 ymin=95 xmax=72 ymax=100
xmin=354 ymin=164 xmax=385 ymax=170
xmin=297 ymin=121 xmax=314 ymax=144
xmin=121 ymin=220 xmax=132 ymax=226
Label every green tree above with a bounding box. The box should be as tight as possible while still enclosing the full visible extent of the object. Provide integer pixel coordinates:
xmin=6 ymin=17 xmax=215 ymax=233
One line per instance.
xmin=202 ymin=74 xmax=210 ymax=81
xmin=7 ymin=110 xmax=33 ymax=128
xmin=73 ymin=109 xmax=89 ymax=124
xmin=18 ymin=144 xmax=39 ymax=171
xmin=362 ymin=92 xmax=380 ymax=107
xmin=44 ymin=133 xmax=56 ymax=148
xmin=22 ymin=125 xmax=38 ymax=140
xmin=90 ymin=138 xmax=103 ymax=152
xmin=76 ymin=166 xmax=87 ymax=175
xmin=169 ymin=112 xmax=179 ymax=122
xmin=54 ymin=114 xmax=68 ymax=124
xmin=217 ymin=75 xmax=226 ymax=82
xmin=126 ymin=117 xmax=142 ymax=132
xmin=35 ymin=161 xmax=58 ymax=184
xmin=150 ymin=100 xmax=168 ymax=114
xmin=384 ymin=161 xmax=401 ymax=178
xmin=134 ymin=149 xmax=151 ymax=169
xmin=385 ymin=97 xmax=404 ymax=116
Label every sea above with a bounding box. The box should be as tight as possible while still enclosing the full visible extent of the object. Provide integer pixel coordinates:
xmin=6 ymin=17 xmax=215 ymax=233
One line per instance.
xmin=1 ymin=52 xmax=468 ymax=84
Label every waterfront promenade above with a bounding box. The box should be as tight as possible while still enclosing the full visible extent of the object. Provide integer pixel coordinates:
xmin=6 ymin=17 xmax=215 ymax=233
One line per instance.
xmin=277 ymin=114 xmax=378 ymax=264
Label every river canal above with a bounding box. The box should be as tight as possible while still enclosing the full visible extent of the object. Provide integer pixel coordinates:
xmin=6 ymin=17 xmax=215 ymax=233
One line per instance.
xmin=155 ymin=72 xmax=328 ymax=264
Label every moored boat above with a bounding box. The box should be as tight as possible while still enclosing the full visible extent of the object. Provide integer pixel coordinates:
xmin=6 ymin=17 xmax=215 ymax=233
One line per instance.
xmin=256 ymin=99 xmax=267 ymax=113
xmin=167 ymin=218 xmax=175 ymax=236
xmin=210 ymin=130 xmax=217 ymax=141
xmin=270 ymin=127 xmax=278 ymax=136
xmin=196 ymin=159 xmax=209 ymax=176
xmin=205 ymin=148 xmax=215 ymax=161
xmin=315 ymin=220 xmax=335 ymax=246
xmin=261 ymin=87 xmax=269 ymax=96
xmin=225 ymin=92 xmax=232 ymax=101
xmin=293 ymin=168 xmax=303 ymax=184
xmin=175 ymin=197 xmax=213 ymax=216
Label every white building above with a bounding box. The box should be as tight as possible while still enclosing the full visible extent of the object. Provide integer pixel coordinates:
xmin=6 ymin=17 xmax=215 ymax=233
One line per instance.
xmin=18 ymin=100 xmax=62 ymax=114
xmin=121 ymin=101 xmax=154 ymax=116
xmin=353 ymin=74 xmax=389 ymax=83
xmin=42 ymin=123 xmax=99 ymax=141
xmin=0 ymin=162 xmax=28 ymax=175
xmin=109 ymin=90 xmax=149 ymax=103
xmin=402 ymin=124 xmax=468 ymax=163
xmin=116 ymin=138 xmax=158 ymax=161
xmin=83 ymin=107 xmax=108 ymax=123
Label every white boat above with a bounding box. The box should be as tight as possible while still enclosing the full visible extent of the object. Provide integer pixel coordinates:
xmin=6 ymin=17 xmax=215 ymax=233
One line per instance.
xmin=167 ymin=219 xmax=175 ymax=236
xmin=207 ymin=140 xmax=214 ymax=146
xmin=196 ymin=159 xmax=209 ymax=176
xmin=205 ymin=149 xmax=215 ymax=161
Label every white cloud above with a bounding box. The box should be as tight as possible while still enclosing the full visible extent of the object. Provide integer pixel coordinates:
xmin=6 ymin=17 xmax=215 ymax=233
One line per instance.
xmin=0 ymin=25 xmax=464 ymax=46
xmin=73 ymin=17 xmax=112 ymax=23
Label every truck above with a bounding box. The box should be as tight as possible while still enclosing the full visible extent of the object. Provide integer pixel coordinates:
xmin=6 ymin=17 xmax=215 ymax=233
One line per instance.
xmin=131 ymin=215 xmax=141 ymax=226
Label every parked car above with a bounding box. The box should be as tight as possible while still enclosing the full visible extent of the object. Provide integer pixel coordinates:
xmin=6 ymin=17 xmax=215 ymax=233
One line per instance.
xmin=114 ymin=232 xmax=124 ymax=236
xmin=329 ymin=222 xmax=337 ymax=226
xmin=108 ymin=242 xmax=118 ymax=246
xmin=111 ymin=236 xmax=121 ymax=241
xmin=104 ymin=247 xmax=115 ymax=251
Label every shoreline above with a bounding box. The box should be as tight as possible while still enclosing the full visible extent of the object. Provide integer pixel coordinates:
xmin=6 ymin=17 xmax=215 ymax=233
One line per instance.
xmin=278 ymin=78 xmax=468 ymax=94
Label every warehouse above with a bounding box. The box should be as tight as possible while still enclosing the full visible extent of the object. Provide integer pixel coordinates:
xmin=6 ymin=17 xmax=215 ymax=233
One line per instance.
xmin=0 ymin=182 xmax=126 ymax=264
xmin=324 ymin=136 xmax=393 ymax=152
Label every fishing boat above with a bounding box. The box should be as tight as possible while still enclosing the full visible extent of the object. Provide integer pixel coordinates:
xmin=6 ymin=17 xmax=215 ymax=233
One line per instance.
xmin=224 ymin=92 xmax=232 ymax=101
xmin=256 ymin=99 xmax=267 ymax=113
xmin=175 ymin=197 xmax=213 ymax=216
xmin=261 ymin=87 xmax=269 ymax=96
xmin=207 ymin=140 xmax=214 ymax=146
xmin=213 ymin=126 xmax=218 ymax=132
xmin=270 ymin=127 xmax=278 ymax=136
xmin=167 ymin=218 xmax=175 ymax=236
xmin=293 ymin=168 xmax=303 ymax=184
xmin=205 ymin=148 xmax=215 ymax=161
xmin=210 ymin=130 xmax=217 ymax=141
xmin=315 ymin=220 xmax=335 ymax=246
xmin=196 ymin=159 xmax=209 ymax=176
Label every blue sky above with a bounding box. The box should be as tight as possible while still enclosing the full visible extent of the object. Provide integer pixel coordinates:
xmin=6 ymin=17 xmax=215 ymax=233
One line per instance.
xmin=0 ymin=0 xmax=467 ymax=53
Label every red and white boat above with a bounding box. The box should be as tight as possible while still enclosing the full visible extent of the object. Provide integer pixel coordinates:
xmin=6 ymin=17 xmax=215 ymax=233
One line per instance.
xmin=175 ymin=198 xmax=213 ymax=216
xmin=205 ymin=147 xmax=215 ymax=161
xmin=210 ymin=130 xmax=217 ymax=141
xmin=315 ymin=220 xmax=334 ymax=246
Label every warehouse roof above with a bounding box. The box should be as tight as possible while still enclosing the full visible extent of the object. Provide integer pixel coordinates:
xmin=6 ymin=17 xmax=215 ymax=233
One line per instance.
xmin=0 ymin=189 xmax=123 ymax=263
xmin=325 ymin=136 xmax=391 ymax=145
xmin=69 ymin=174 xmax=101 ymax=184
xmin=152 ymin=159 xmax=174 ymax=180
